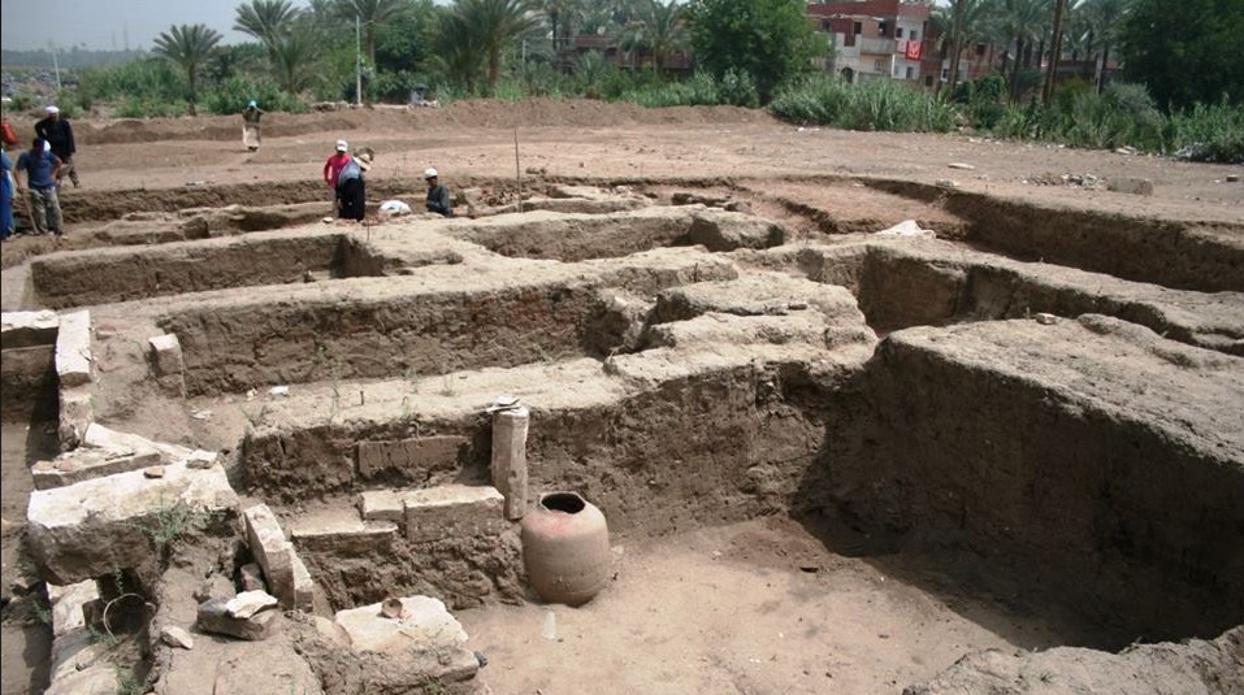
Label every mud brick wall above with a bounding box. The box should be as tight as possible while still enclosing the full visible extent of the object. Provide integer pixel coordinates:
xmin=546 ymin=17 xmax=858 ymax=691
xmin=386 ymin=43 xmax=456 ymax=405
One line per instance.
xmin=31 ymin=234 xmax=345 ymax=308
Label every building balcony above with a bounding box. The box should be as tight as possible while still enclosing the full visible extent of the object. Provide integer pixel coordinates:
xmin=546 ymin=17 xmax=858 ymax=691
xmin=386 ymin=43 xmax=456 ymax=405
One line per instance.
xmin=857 ymin=37 xmax=897 ymax=54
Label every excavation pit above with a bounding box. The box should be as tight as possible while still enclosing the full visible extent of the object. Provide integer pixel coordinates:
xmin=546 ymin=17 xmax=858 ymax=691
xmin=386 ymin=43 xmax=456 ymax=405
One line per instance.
xmin=4 ymin=179 xmax=1242 ymax=695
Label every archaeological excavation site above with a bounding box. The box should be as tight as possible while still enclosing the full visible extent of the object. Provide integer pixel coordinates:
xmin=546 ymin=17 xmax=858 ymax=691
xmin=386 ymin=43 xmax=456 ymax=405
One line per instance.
xmin=1 ymin=172 xmax=1242 ymax=695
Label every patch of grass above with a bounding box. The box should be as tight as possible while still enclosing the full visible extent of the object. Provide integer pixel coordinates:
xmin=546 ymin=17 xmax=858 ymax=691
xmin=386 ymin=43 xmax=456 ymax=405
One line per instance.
xmin=769 ymin=75 xmax=956 ymax=133
xmin=137 ymin=497 xmax=207 ymax=554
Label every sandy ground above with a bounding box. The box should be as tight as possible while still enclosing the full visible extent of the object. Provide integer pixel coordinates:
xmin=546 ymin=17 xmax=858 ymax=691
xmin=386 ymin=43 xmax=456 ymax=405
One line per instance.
xmin=459 ymin=517 xmax=1098 ymax=695
xmin=8 ymin=101 xmax=1240 ymax=226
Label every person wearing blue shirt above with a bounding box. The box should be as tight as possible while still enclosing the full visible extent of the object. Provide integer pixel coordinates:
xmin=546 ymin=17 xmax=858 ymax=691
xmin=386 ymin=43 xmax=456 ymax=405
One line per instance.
xmin=15 ymin=138 xmax=63 ymax=235
xmin=0 ymin=146 xmax=14 ymax=241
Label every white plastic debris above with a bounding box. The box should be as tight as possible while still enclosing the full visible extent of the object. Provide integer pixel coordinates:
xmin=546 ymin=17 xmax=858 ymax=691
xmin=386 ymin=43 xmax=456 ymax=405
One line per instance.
xmin=1034 ymin=313 xmax=1058 ymax=325
xmin=269 ymin=386 xmax=290 ymax=397
xmin=541 ymin=610 xmax=557 ymax=641
xmin=875 ymin=220 xmax=936 ymax=239
xmin=378 ymin=200 xmax=413 ymax=217
xmin=947 ymin=162 xmax=976 ymax=170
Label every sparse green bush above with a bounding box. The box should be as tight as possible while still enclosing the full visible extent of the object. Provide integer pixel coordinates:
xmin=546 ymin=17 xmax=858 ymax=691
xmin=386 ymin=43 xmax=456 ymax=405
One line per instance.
xmin=78 ymin=59 xmax=186 ymax=102
xmin=201 ymin=76 xmax=308 ymax=115
xmin=115 ymin=96 xmax=191 ymax=118
xmin=1169 ymin=99 xmax=1244 ymax=163
xmin=718 ymin=68 xmax=759 ymax=108
xmin=769 ymin=74 xmax=955 ymax=132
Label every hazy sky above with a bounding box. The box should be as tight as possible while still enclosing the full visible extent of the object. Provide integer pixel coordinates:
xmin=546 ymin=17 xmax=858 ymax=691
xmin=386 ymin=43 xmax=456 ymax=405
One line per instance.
xmin=3 ymin=0 xmax=255 ymax=51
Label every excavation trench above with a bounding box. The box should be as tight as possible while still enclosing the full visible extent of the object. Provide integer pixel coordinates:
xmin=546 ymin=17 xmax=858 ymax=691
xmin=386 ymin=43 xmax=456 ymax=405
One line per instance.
xmin=15 ymin=189 xmax=1244 ymax=695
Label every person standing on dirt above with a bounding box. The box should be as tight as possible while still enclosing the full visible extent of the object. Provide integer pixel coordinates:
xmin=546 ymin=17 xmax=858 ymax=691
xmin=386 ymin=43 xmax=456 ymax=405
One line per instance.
xmin=323 ymin=140 xmax=352 ymax=215
xmin=0 ymin=146 xmax=13 ymax=241
xmin=424 ymin=168 xmax=453 ymax=217
xmin=242 ymin=101 xmax=265 ymax=152
xmin=336 ymin=151 xmax=371 ymax=221
xmin=34 ymin=106 xmax=78 ymax=188
xmin=15 ymin=138 xmax=64 ymax=235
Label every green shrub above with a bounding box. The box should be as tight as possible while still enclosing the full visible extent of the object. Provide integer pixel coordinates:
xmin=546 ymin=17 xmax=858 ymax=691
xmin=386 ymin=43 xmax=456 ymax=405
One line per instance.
xmin=1170 ymin=99 xmax=1244 ymax=163
xmin=115 ymin=96 xmax=191 ymax=118
xmin=201 ymin=77 xmax=308 ymax=115
xmin=770 ymin=74 xmax=955 ymax=132
xmin=718 ymin=68 xmax=759 ymax=108
xmin=78 ymin=59 xmax=186 ymax=102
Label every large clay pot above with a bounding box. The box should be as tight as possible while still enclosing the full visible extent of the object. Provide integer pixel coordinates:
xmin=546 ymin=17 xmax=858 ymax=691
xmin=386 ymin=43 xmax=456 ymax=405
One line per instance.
xmin=521 ymin=492 xmax=611 ymax=606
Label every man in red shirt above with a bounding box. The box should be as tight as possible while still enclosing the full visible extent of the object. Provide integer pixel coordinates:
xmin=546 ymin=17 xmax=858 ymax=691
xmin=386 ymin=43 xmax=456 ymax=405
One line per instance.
xmin=322 ymin=140 xmax=352 ymax=216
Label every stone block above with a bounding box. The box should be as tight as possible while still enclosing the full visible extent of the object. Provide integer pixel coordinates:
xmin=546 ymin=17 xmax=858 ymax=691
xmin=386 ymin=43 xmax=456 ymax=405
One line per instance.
xmin=239 ymin=563 xmax=266 ymax=592
xmin=57 ymin=386 xmax=94 ymax=451
xmin=48 ymin=579 xmax=98 ymax=638
xmin=490 ymin=407 xmax=529 ymax=521
xmin=356 ymin=435 xmax=467 ymax=479
xmin=54 ymin=310 xmax=92 ymax=387
xmin=403 ymin=484 xmax=506 ymax=544
xmin=334 ymin=595 xmax=468 ymax=653
xmin=33 ymin=447 xmax=161 ymax=490
xmin=359 ymin=489 xmax=404 ymax=523
xmin=290 ymin=512 xmax=398 ymax=554
xmin=226 ymin=590 xmax=278 ymax=619
xmin=44 ymin=661 xmax=118 ymax=695
xmin=148 ymin=334 xmax=183 ymax=376
xmin=687 ymin=210 xmax=786 ymax=252
xmin=82 ymin=423 xmax=193 ymax=463
xmin=242 ymin=504 xmax=297 ymax=609
xmin=48 ymin=628 xmax=107 ymax=683
xmin=160 ymin=625 xmax=194 ymax=649
xmin=1 ymin=310 xmax=59 ymax=349
xmin=27 ymin=461 xmax=238 ymax=585
xmin=196 ymin=597 xmax=279 ymax=641
xmin=1108 ymin=177 xmax=1154 ymax=196
xmin=291 ymin=553 xmax=314 ymax=611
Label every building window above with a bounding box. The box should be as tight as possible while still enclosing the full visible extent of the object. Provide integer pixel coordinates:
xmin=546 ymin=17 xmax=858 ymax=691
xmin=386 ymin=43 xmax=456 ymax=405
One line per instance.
xmin=874 ymin=59 xmax=883 ymax=72
xmin=896 ymin=27 xmax=904 ymax=38
xmin=910 ymin=30 xmax=919 ymax=41
xmin=941 ymin=68 xmax=949 ymax=79
xmin=878 ymin=21 xmax=887 ymax=36
xmin=853 ymin=21 xmax=862 ymax=35
xmin=906 ymin=66 xmax=914 ymax=79
xmin=925 ymin=75 xmax=934 ymax=87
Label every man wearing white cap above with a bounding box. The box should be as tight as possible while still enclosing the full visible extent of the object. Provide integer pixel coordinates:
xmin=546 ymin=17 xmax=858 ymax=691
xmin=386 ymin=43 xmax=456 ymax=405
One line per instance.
xmin=424 ymin=168 xmax=453 ymax=217
xmin=35 ymin=105 xmax=78 ymax=187
xmin=323 ymin=139 xmax=352 ymax=216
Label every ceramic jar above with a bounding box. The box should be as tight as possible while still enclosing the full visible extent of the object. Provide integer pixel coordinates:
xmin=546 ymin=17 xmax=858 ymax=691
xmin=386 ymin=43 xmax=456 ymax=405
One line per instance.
xmin=520 ymin=492 xmax=611 ymax=606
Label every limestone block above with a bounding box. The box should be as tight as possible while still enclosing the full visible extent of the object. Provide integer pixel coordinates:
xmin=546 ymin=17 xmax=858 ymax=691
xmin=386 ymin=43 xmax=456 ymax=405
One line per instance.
xmin=160 ymin=625 xmax=195 ymax=649
xmin=290 ymin=514 xmax=398 ymax=554
xmin=1 ymin=309 xmax=59 ymax=348
xmin=49 ymin=628 xmax=107 ymax=683
xmin=356 ymin=435 xmax=466 ymax=479
xmin=44 ymin=661 xmax=118 ymax=695
xmin=196 ymin=597 xmax=279 ymax=641
xmin=57 ymin=386 xmax=94 ymax=451
xmin=490 ymin=407 xmax=530 ymax=521
xmin=334 ymin=595 xmax=467 ymax=653
xmin=242 ymin=504 xmax=313 ymax=611
xmin=148 ymin=334 xmax=183 ymax=376
xmin=33 ymin=447 xmax=161 ymax=490
xmin=359 ymin=489 xmax=404 ymax=523
xmin=226 ymin=590 xmax=278 ymax=619
xmin=54 ymin=310 xmax=92 ymax=387
xmin=27 ymin=461 xmax=237 ymax=585
xmin=239 ymin=563 xmax=265 ymax=592
xmin=687 ymin=210 xmax=786 ymax=251
xmin=1108 ymin=177 xmax=1154 ymax=196
xmin=403 ymin=484 xmax=506 ymax=544
xmin=82 ymin=423 xmax=193 ymax=463
xmin=47 ymin=579 xmax=98 ymax=638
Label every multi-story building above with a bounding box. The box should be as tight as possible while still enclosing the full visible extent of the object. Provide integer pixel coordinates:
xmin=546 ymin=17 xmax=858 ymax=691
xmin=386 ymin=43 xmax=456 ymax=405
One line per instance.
xmin=806 ymin=1 xmax=934 ymax=85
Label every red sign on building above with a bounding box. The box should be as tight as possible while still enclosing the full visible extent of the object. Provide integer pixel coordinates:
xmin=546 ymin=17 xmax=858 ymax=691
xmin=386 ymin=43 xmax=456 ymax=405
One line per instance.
xmin=905 ymin=39 xmax=923 ymax=61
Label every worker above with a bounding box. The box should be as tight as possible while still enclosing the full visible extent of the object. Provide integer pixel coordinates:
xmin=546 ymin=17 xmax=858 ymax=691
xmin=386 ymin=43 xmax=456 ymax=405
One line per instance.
xmin=34 ymin=105 xmax=77 ymax=188
xmin=0 ymin=145 xmax=13 ymax=241
xmin=15 ymin=138 xmax=63 ymax=236
xmin=336 ymin=151 xmax=371 ymax=221
xmin=323 ymin=140 xmax=352 ymax=216
xmin=424 ymin=168 xmax=452 ymax=217
xmin=242 ymin=100 xmax=264 ymax=152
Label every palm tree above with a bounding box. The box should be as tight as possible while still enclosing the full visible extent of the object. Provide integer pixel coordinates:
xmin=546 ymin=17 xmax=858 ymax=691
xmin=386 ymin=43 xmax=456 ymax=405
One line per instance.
xmin=945 ymin=0 xmax=994 ymax=94
xmin=620 ymin=0 xmax=685 ymax=75
xmin=1081 ymin=0 xmax=1129 ymax=93
xmin=153 ymin=24 xmax=223 ymax=114
xmin=994 ymin=0 xmax=1051 ymax=100
xmin=234 ymin=0 xmax=302 ymax=58
xmin=335 ymin=0 xmax=408 ymax=68
xmin=1041 ymin=0 xmax=1071 ymax=104
xmin=272 ymin=25 xmax=322 ymax=93
xmin=454 ymin=0 xmax=540 ymax=89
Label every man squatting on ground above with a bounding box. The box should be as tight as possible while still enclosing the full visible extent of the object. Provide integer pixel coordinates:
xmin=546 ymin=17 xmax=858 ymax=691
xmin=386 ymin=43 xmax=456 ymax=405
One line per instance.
xmin=425 ymin=168 xmax=453 ymax=217
xmin=15 ymin=138 xmax=64 ymax=235
xmin=35 ymin=105 xmax=78 ymax=188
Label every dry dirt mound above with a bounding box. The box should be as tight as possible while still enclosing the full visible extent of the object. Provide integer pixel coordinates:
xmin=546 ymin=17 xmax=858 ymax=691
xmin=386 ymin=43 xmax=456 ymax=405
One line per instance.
xmin=63 ymin=98 xmax=774 ymax=146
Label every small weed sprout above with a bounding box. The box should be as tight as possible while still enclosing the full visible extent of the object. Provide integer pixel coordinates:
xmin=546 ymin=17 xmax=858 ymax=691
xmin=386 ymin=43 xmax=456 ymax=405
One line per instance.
xmin=137 ymin=496 xmax=207 ymax=555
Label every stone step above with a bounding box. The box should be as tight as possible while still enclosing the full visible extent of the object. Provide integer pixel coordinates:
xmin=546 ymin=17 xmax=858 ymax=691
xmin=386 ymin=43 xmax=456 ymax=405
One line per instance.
xmin=359 ymin=484 xmax=508 ymax=544
xmin=32 ymin=445 xmax=162 ymax=490
xmin=288 ymin=505 xmax=398 ymax=554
